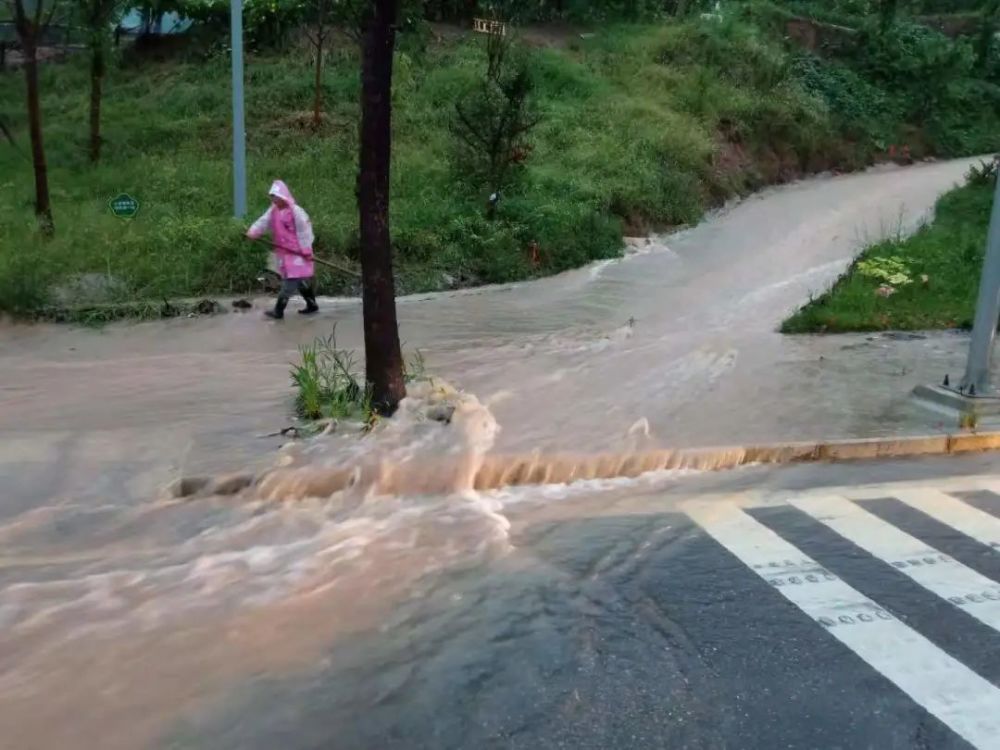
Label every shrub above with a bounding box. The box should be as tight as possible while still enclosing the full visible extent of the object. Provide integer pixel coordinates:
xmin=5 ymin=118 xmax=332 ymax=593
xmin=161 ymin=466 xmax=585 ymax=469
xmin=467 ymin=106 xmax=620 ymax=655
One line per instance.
xmin=852 ymin=22 xmax=975 ymax=124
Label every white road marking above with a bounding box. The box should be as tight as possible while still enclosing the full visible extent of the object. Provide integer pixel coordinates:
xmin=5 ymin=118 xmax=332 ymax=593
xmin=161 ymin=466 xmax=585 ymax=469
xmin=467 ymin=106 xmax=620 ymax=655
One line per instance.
xmin=891 ymin=488 xmax=1000 ymax=552
xmin=689 ymin=504 xmax=1000 ymax=749
xmin=792 ymin=495 xmax=1000 ymax=629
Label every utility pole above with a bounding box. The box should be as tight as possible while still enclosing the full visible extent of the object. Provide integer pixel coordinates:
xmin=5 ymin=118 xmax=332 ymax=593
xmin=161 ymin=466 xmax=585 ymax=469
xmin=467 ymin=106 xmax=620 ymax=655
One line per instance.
xmin=960 ymin=158 xmax=1000 ymax=396
xmin=230 ymin=0 xmax=247 ymax=218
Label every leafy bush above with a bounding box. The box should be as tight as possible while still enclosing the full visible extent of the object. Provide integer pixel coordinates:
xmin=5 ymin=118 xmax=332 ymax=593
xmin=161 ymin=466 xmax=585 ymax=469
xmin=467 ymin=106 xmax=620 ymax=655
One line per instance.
xmin=853 ymin=22 xmax=975 ymax=124
xmin=855 ymin=255 xmax=914 ymax=286
xmin=794 ymin=54 xmax=900 ymax=146
xmin=658 ymin=17 xmax=790 ymax=90
xmin=180 ymin=0 xmax=308 ymax=48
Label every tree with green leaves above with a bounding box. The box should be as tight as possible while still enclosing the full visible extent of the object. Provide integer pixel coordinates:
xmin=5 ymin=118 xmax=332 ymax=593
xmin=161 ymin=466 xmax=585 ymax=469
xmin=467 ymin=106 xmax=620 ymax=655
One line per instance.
xmin=5 ymin=0 xmax=59 ymax=232
xmin=79 ymin=0 xmax=123 ymax=162
xmin=451 ymin=0 xmax=540 ymax=214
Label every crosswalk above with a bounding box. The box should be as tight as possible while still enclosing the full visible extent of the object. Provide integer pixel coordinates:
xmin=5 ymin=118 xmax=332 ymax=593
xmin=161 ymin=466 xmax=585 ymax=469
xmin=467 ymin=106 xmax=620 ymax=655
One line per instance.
xmin=687 ymin=486 xmax=1000 ymax=750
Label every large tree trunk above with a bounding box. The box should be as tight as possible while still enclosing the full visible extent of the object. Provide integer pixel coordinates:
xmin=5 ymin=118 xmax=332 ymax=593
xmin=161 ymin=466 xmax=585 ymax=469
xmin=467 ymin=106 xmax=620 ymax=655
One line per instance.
xmin=358 ymin=0 xmax=405 ymax=415
xmin=22 ymin=35 xmax=53 ymax=232
xmin=89 ymin=41 xmax=104 ymax=162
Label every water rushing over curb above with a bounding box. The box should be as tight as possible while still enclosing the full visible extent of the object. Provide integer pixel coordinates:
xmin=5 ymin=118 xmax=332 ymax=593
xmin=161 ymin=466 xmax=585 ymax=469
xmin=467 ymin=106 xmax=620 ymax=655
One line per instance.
xmin=178 ymin=432 xmax=1000 ymax=502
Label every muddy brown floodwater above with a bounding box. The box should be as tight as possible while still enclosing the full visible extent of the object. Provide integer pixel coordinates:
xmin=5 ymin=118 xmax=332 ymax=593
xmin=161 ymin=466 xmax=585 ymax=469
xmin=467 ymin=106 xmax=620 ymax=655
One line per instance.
xmin=0 ymin=158 xmax=985 ymax=749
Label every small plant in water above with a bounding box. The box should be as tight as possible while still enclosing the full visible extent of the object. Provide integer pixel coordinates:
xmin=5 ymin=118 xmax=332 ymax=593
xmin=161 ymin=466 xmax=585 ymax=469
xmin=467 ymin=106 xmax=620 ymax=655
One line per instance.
xmin=291 ymin=327 xmax=429 ymax=422
xmin=291 ymin=326 xmax=371 ymax=421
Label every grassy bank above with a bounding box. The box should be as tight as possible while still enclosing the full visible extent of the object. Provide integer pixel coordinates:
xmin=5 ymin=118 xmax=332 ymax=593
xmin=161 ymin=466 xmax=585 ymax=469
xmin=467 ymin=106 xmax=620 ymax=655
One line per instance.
xmin=782 ymin=163 xmax=996 ymax=333
xmin=3 ymin=11 xmax=1000 ymax=318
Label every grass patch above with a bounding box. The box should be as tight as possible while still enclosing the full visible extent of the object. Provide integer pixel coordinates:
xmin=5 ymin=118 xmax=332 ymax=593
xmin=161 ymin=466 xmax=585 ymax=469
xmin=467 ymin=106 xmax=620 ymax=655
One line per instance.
xmin=3 ymin=15 xmax=1000 ymax=318
xmin=782 ymin=163 xmax=996 ymax=333
xmin=291 ymin=327 xmax=371 ymax=421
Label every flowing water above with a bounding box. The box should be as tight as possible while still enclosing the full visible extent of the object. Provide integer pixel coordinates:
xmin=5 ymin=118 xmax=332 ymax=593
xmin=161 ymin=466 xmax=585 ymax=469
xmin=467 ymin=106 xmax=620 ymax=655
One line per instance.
xmin=0 ymin=159 xmax=985 ymax=748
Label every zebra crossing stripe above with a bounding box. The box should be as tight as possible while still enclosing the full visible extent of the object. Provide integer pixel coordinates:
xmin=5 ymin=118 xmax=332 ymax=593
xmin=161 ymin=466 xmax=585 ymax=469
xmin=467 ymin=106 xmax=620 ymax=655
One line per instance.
xmin=791 ymin=495 xmax=1000 ymax=632
xmin=688 ymin=504 xmax=1000 ymax=749
xmin=891 ymin=488 xmax=1000 ymax=552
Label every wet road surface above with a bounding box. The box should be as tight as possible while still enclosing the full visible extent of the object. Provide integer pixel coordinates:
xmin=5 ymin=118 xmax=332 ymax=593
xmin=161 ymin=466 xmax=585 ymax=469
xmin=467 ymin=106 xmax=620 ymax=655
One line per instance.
xmin=167 ymin=461 xmax=1000 ymax=750
xmin=1 ymin=159 xmax=997 ymax=748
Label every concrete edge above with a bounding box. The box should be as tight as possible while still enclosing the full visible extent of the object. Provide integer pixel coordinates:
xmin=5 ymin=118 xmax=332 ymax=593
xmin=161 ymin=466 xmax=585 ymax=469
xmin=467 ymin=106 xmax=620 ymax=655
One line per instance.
xmin=467 ymin=432 xmax=1000 ymax=490
xmin=670 ymin=432 xmax=1000 ymax=474
xmin=172 ymin=432 xmax=1000 ymax=499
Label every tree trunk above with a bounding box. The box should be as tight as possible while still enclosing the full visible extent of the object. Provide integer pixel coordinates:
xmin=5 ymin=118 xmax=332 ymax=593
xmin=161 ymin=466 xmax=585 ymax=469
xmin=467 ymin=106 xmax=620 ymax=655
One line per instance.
xmin=313 ymin=36 xmax=323 ymax=129
xmin=89 ymin=40 xmax=104 ymax=162
xmin=358 ymin=0 xmax=405 ymax=416
xmin=22 ymin=35 xmax=53 ymax=232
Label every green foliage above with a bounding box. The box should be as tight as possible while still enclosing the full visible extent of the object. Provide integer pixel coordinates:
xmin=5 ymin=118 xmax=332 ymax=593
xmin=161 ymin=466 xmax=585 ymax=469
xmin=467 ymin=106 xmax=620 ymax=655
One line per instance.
xmin=420 ymin=0 xmax=692 ymax=23
xmin=451 ymin=32 xmax=541 ymax=202
xmin=853 ymin=22 xmax=975 ymax=123
xmin=4 ymin=13 xmax=1000 ymax=318
xmin=794 ymin=54 xmax=900 ymax=146
xmin=291 ymin=327 xmax=370 ymax=421
xmin=855 ymin=255 xmax=914 ymax=285
xmin=658 ymin=16 xmax=791 ymax=90
xmin=0 ymin=251 xmax=53 ymax=316
xmin=789 ymin=17 xmax=1000 ymax=157
xmin=179 ymin=0 xmax=310 ymax=48
xmin=290 ymin=326 xmax=428 ymax=421
xmin=783 ymin=164 xmax=996 ymax=333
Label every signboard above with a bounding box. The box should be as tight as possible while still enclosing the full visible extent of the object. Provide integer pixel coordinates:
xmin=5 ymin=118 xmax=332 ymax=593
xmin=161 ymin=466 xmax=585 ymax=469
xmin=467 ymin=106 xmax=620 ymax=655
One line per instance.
xmin=472 ymin=18 xmax=507 ymax=36
xmin=109 ymin=193 xmax=139 ymax=219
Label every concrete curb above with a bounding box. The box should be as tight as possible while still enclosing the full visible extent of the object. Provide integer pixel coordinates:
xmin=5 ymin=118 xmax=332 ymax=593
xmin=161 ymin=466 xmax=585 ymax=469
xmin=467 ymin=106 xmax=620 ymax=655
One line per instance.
xmin=470 ymin=432 xmax=1000 ymax=489
xmin=173 ymin=431 xmax=1000 ymax=500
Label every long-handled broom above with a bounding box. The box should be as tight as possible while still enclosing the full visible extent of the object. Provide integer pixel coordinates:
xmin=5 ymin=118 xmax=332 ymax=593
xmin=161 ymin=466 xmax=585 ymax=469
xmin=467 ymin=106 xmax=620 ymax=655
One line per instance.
xmin=245 ymin=235 xmax=360 ymax=278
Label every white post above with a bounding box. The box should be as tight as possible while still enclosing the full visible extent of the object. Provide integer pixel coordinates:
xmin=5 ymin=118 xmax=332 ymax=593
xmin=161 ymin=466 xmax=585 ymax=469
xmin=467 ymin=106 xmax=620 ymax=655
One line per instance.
xmin=230 ymin=0 xmax=247 ymax=218
xmin=960 ymin=160 xmax=1000 ymax=395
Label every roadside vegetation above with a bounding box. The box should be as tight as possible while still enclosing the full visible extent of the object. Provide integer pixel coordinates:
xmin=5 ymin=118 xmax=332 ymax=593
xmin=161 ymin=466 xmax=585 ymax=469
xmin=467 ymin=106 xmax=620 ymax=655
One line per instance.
xmin=4 ymin=0 xmax=1000 ymax=320
xmin=783 ymin=160 xmax=997 ymax=333
xmin=291 ymin=326 xmax=425 ymax=422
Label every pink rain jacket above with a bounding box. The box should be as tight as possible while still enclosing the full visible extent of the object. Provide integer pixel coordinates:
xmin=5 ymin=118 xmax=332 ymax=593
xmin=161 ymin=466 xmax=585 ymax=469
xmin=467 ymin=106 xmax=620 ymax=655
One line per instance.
xmin=247 ymin=180 xmax=315 ymax=279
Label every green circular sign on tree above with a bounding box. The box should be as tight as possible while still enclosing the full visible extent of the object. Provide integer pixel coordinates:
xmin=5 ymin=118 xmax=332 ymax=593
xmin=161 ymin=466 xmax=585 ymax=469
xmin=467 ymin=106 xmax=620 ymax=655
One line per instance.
xmin=109 ymin=193 xmax=139 ymax=219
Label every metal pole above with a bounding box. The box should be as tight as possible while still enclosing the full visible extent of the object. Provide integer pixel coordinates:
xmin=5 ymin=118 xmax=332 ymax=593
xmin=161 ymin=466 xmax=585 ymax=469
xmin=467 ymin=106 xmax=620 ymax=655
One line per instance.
xmin=960 ymin=158 xmax=1000 ymax=395
xmin=230 ymin=0 xmax=247 ymax=219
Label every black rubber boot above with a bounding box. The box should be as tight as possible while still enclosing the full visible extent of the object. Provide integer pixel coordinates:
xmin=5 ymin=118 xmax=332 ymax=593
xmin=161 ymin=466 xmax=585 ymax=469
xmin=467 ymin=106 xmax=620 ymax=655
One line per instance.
xmin=267 ymin=296 xmax=289 ymax=320
xmin=298 ymin=285 xmax=319 ymax=315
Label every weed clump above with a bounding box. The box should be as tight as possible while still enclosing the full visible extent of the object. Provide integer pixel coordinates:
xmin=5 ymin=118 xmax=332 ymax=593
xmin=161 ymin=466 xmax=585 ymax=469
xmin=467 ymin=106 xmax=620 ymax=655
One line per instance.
xmin=291 ymin=326 xmax=427 ymax=421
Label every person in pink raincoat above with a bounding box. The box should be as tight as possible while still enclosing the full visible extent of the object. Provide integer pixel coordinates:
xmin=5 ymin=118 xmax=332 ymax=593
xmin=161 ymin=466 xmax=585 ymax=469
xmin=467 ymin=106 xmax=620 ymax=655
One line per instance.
xmin=246 ymin=180 xmax=319 ymax=319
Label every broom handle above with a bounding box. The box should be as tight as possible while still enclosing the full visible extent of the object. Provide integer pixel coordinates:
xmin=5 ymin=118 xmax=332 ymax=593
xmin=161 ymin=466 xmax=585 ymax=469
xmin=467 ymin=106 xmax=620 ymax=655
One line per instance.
xmin=245 ymin=235 xmax=359 ymax=277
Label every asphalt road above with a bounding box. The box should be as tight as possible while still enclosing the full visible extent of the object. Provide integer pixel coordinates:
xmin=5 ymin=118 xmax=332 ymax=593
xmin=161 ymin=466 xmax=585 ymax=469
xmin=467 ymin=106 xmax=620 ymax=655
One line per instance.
xmin=168 ymin=468 xmax=1000 ymax=750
